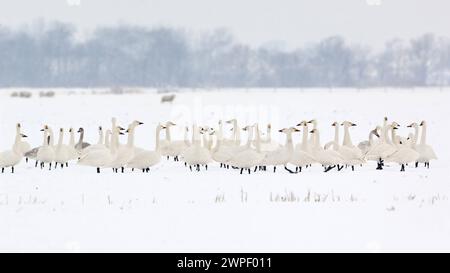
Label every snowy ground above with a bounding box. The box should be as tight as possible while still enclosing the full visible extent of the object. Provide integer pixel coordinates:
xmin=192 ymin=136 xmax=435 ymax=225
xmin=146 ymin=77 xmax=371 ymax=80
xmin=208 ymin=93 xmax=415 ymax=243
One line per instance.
xmin=1 ymin=87 xmax=449 ymax=252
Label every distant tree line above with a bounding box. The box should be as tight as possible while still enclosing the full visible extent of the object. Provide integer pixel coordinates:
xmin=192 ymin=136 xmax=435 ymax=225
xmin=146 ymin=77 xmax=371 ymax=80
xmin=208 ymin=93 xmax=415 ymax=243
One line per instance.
xmin=0 ymin=22 xmax=449 ymax=87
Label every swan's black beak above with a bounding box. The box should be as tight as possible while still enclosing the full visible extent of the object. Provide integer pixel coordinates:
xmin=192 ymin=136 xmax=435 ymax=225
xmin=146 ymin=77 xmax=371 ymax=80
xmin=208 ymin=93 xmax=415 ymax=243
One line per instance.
xmin=351 ymin=123 xmax=357 ymax=127
xmin=294 ymin=128 xmax=300 ymax=132
xmin=138 ymin=121 xmax=144 ymax=125
xmin=420 ymin=121 xmax=424 ymax=126
xmin=126 ymin=129 xmax=130 ymax=133
xmin=40 ymin=129 xmax=44 ymax=132
xmin=119 ymin=132 xmax=125 ymax=135
xmin=309 ymin=130 xmax=315 ymax=133
xmin=307 ymin=120 xmax=314 ymax=124
xmin=21 ymin=134 xmax=28 ymax=138
xmin=373 ymin=130 xmax=380 ymax=138
xmin=118 ymin=126 xmax=125 ymax=131
xmin=77 ymin=128 xmax=82 ymax=133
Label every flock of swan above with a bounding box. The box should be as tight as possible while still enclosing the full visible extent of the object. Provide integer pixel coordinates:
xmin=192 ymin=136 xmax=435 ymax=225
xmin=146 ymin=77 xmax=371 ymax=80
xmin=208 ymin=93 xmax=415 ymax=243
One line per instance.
xmin=0 ymin=117 xmax=437 ymax=174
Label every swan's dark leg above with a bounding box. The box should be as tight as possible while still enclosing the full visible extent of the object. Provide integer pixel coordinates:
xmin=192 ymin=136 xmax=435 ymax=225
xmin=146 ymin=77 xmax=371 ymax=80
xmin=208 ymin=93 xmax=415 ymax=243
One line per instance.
xmin=189 ymin=165 xmax=192 ymax=172
xmin=11 ymin=167 xmax=14 ymax=174
xmin=121 ymin=167 xmax=124 ymax=173
xmin=427 ymin=162 xmax=430 ymax=169
xmin=400 ymin=164 xmax=405 ymax=172
xmin=205 ymin=165 xmax=208 ymax=171
xmin=240 ymin=168 xmax=243 ymax=175
xmin=1 ymin=168 xmax=4 ymax=173
xmin=147 ymin=168 xmax=150 ymax=173
xmin=273 ymin=166 xmax=276 ymax=173
xmin=26 ymin=158 xmax=28 ymax=163
xmin=66 ymin=162 xmax=69 ymax=168
xmin=35 ymin=161 xmax=38 ymax=168
xmin=351 ymin=166 xmax=355 ymax=171
xmin=49 ymin=163 xmax=52 ymax=171
xmin=248 ymin=168 xmax=251 ymax=174
xmin=254 ymin=166 xmax=258 ymax=172
xmin=97 ymin=167 xmax=100 ymax=173
xmin=132 ymin=168 xmax=134 ymax=172
xmin=338 ymin=165 xmax=344 ymax=171
xmin=324 ymin=165 xmax=336 ymax=173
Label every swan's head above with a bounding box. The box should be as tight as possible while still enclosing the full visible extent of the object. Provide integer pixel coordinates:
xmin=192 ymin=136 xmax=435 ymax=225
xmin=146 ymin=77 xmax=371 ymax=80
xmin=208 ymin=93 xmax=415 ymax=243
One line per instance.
xmin=341 ymin=121 xmax=356 ymax=127
xmin=331 ymin=121 xmax=339 ymax=127
xmin=309 ymin=129 xmax=317 ymax=134
xmin=307 ymin=119 xmax=317 ymax=124
xmin=226 ymin=119 xmax=236 ymax=124
xmin=98 ymin=126 xmax=103 ymax=132
xmin=242 ymin=125 xmax=252 ymax=131
xmin=69 ymin=128 xmax=73 ymax=133
xmin=17 ymin=123 xmax=21 ymax=129
xmin=77 ymin=128 xmax=84 ymax=133
xmin=384 ymin=117 xmax=388 ymax=122
xmin=391 ymin=121 xmax=400 ymax=128
xmin=296 ymin=121 xmax=308 ymax=127
xmin=59 ymin=128 xmax=64 ymax=133
xmin=41 ymin=125 xmax=49 ymax=132
xmin=132 ymin=121 xmax=144 ymax=127
xmin=166 ymin=121 xmax=176 ymax=127
xmin=420 ymin=120 xmax=426 ymax=126
xmin=407 ymin=122 xmax=418 ymax=128
xmin=371 ymin=128 xmax=380 ymax=138
xmin=117 ymin=126 xmax=125 ymax=131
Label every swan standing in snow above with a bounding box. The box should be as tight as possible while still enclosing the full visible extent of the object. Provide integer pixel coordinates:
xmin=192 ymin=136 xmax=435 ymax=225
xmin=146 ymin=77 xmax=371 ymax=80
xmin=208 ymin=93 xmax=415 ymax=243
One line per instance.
xmin=181 ymin=124 xmax=212 ymax=171
xmin=67 ymin=128 xmax=79 ymax=161
xmin=211 ymin=124 xmax=234 ymax=168
xmin=128 ymin=124 xmax=165 ymax=172
xmin=160 ymin=121 xmax=176 ymax=160
xmin=15 ymin=124 xmax=31 ymax=162
xmin=225 ymin=119 xmax=241 ymax=146
xmin=110 ymin=120 xmax=144 ymax=173
xmin=36 ymin=126 xmax=56 ymax=170
xmin=54 ymin=128 xmax=71 ymax=169
xmin=338 ymin=121 xmax=365 ymax=171
xmin=0 ymin=129 xmax=27 ymax=173
xmin=254 ymin=124 xmax=280 ymax=152
xmin=228 ymin=124 xmax=265 ymax=174
xmin=79 ymin=127 xmax=124 ymax=173
xmin=310 ymin=128 xmax=344 ymax=172
xmin=161 ymin=123 xmax=190 ymax=162
xmin=409 ymin=121 xmax=437 ymax=168
xmin=290 ymin=121 xmax=316 ymax=172
xmin=365 ymin=121 xmax=398 ymax=170
xmin=385 ymin=126 xmax=420 ymax=172
xmin=260 ymin=127 xmax=299 ymax=173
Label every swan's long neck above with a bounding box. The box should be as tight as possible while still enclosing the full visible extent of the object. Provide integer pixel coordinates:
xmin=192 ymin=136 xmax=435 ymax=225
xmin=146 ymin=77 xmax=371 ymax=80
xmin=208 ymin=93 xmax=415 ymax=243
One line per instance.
xmin=343 ymin=124 xmax=353 ymax=146
xmin=105 ymin=131 xmax=111 ymax=148
xmin=309 ymin=121 xmax=317 ymax=144
xmin=301 ymin=124 xmax=309 ymax=150
xmin=383 ymin=126 xmax=391 ymax=144
xmin=246 ymin=127 xmax=254 ymax=148
xmin=314 ymin=131 xmax=321 ymax=148
xmin=412 ymin=125 xmax=419 ymax=147
xmin=369 ymin=131 xmax=375 ymax=145
xmin=155 ymin=127 xmax=161 ymax=151
xmin=192 ymin=125 xmax=201 ymax=147
xmin=420 ymin=124 xmax=427 ymax=145
xmin=255 ymin=126 xmax=261 ymax=153
xmin=48 ymin=128 xmax=54 ymax=147
xmin=78 ymin=130 xmax=84 ymax=146
xmin=391 ymin=129 xmax=399 ymax=146
xmin=165 ymin=126 xmax=172 ymax=142
xmin=267 ymin=125 xmax=272 ymax=142
xmin=42 ymin=130 xmax=48 ymax=146
xmin=69 ymin=130 xmax=75 ymax=146
xmin=97 ymin=129 xmax=104 ymax=145
xmin=57 ymin=131 xmax=64 ymax=147
xmin=127 ymin=126 xmax=136 ymax=148
xmin=184 ymin=128 xmax=190 ymax=146
xmin=234 ymin=121 xmax=241 ymax=146
xmin=285 ymin=131 xmax=294 ymax=152
xmin=13 ymin=131 xmax=22 ymax=154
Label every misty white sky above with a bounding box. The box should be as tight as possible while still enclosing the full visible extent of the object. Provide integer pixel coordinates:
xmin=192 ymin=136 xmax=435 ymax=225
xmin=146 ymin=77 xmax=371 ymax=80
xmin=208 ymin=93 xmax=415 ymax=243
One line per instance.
xmin=1 ymin=0 xmax=449 ymax=49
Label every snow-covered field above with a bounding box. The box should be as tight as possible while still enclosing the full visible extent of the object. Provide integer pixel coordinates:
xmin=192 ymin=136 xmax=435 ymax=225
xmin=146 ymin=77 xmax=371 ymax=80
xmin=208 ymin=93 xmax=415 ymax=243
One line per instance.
xmin=1 ymin=88 xmax=449 ymax=252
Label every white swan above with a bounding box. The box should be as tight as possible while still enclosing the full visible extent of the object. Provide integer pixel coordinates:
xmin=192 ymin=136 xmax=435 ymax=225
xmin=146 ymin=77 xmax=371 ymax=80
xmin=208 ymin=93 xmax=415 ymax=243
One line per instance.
xmin=54 ymin=128 xmax=71 ymax=169
xmin=290 ymin=121 xmax=316 ymax=172
xmin=337 ymin=121 xmax=365 ymax=171
xmin=260 ymin=127 xmax=299 ymax=173
xmin=385 ymin=126 xmax=420 ymax=171
xmin=67 ymin=128 xmax=79 ymax=161
xmin=411 ymin=120 xmax=437 ymax=168
xmin=181 ymin=124 xmax=212 ymax=171
xmin=160 ymin=121 xmax=176 ymax=159
xmin=79 ymin=127 xmax=123 ymax=173
xmin=128 ymin=123 xmax=165 ymax=172
xmin=161 ymin=124 xmax=190 ymax=162
xmin=15 ymin=123 xmax=31 ymax=162
xmin=0 ymin=129 xmax=27 ymax=173
xmin=358 ymin=126 xmax=381 ymax=154
xmin=110 ymin=120 xmax=144 ymax=172
xmin=228 ymin=124 xmax=265 ymax=174
xmin=211 ymin=125 xmax=235 ymax=168
xmin=365 ymin=122 xmax=398 ymax=170
xmin=310 ymin=128 xmax=344 ymax=172
xmin=224 ymin=119 xmax=241 ymax=146
xmin=36 ymin=126 xmax=56 ymax=170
